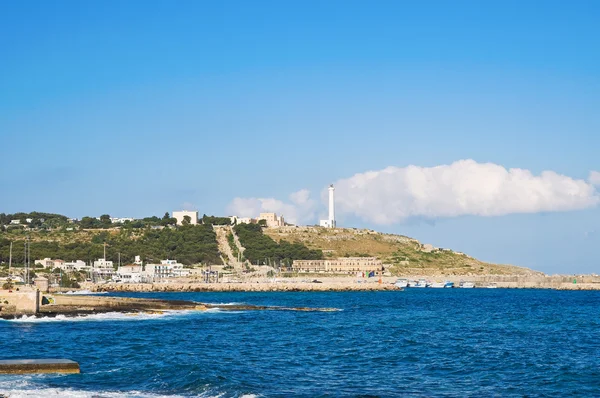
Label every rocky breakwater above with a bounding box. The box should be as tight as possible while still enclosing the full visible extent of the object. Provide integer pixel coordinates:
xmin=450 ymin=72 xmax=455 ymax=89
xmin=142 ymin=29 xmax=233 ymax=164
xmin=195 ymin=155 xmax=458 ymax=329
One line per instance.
xmin=25 ymin=294 xmax=340 ymax=318
xmin=91 ymin=280 xmax=401 ymax=293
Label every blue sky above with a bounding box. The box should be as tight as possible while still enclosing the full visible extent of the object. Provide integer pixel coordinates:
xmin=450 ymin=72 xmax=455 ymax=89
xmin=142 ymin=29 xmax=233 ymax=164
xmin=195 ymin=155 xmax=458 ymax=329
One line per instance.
xmin=1 ymin=1 xmax=599 ymax=274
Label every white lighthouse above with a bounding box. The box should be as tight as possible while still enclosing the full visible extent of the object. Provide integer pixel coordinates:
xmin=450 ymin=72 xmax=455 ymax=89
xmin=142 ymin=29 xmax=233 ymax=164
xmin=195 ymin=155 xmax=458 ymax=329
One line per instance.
xmin=320 ymin=184 xmax=336 ymax=228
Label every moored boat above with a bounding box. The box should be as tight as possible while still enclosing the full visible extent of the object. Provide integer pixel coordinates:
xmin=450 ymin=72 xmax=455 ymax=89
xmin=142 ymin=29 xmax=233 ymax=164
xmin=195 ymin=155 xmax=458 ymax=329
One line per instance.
xmin=460 ymin=281 xmax=475 ymax=288
xmin=430 ymin=281 xmax=445 ymax=288
xmin=413 ymin=279 xmax=429 ymax=288
xmin=394 ymin=279 xmax=409 ymax=288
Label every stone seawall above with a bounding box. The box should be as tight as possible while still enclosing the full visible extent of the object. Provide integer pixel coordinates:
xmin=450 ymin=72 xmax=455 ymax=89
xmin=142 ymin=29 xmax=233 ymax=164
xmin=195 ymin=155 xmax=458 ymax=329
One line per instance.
xmin=90 ymin=281 xmax=400 ymax=293
xmin=81 ymin=274 xmax=600 ymax=292
xmin=0 ymin=289 xmax=40 ymax=315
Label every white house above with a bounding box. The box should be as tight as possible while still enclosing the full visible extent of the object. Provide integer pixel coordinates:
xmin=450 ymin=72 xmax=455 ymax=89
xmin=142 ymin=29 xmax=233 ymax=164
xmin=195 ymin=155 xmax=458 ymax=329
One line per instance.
xmin=110 ymin=217 xmax=134 ymax=224
xmin=143 ymin=259 xmax=189 ymax=281
xmin=230 ymin=216 xmax=255 ymax=225
xmin=173 ymin=211 xmax=198 ymax=225
xmin=93 ymin=258 xmax=114 ymax=269
xmin=93 ymin=258 xmax=114 ymax=281
xmin=64 ymin=260 xmax=91 ymax=272
xmin=116 ymin=264 xmax=144 ymax=283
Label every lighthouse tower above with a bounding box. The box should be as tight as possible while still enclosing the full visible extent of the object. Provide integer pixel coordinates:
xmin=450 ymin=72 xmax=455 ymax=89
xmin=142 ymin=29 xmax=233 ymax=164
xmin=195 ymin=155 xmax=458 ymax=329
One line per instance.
xmin=320 ymin=184 xmax=336 ymax=228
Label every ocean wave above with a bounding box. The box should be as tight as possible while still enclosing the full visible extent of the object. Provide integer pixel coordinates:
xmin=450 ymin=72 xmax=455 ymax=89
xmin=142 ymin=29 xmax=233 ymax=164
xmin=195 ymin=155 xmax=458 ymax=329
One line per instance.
xmin=60 ymin=290 xmax=109 ymax=295
xmin=0 ymin=377 xmax=260 ymax=398
xmin=2 ymin=310 xmax=196 ymax=323
xmin=0 ymin=387 xmax=216 ymax=398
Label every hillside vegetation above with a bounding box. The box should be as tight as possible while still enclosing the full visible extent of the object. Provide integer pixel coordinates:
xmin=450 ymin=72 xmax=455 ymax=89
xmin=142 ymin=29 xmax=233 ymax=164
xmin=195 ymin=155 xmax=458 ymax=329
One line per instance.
xmin=234 ymin=223 xmax=323 ymax=266
xmin=264 ymin=227 xmax=539 ymax=276
xmin=0 ymin=225 xmax=222 ymax=266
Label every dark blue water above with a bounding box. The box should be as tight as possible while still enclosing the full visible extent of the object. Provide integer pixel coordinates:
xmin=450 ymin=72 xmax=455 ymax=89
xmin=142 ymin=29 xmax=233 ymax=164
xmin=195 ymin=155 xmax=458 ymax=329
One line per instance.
xmin=1 ymin=290 xmax=599 ymax=397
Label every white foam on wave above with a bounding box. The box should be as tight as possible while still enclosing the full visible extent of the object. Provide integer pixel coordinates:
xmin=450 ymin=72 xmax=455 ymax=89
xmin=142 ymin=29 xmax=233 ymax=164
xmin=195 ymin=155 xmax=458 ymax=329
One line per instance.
xmin=2 ymin=310 xmax=196 ymax=323
xmin=0 ymin=378 xmax=260 ymax=398
xmin=61 ymin=290 xmax=109 ymax=295
xmin=0 ymin=387 xmax=214 ymax=398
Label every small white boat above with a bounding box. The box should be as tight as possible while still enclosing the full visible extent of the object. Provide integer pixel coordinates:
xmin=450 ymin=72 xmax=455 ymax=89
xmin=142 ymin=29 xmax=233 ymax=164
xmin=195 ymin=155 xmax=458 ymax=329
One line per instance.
xmin=394 ymin=279 xmax=409 ymax=288
xmin=413 ymin=279 xmax=429 ymax=288
xmin=430 ymin=282 xmax=445 ymax=288
xmin=444 ymin=281 xmax=455 ymax=288
xmin=485 ymin=283 xmax=498 ymax=289
xmin=460 ymin=281 xmax=475 ymax=288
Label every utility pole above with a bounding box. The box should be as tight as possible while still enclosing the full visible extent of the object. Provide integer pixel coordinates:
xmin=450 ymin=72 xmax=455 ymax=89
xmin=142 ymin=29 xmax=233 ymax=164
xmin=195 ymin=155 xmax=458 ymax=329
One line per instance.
xmin=27 ymin=238 xmax=31 ymax=285
xmin=8 ymin=241 xmax=12 ymax=277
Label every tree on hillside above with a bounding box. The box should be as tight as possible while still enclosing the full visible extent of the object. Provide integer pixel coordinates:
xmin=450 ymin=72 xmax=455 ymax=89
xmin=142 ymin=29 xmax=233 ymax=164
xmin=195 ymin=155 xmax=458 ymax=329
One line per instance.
xmin=182 ymin=215 xmax=191 ymax=225
xmin=80 ymin=216 xmax=101 ymax=229
xmin=99 ymin=214 xmax=112 ymax=228
xmin=161 ymin=212 xmax=176 ymax=226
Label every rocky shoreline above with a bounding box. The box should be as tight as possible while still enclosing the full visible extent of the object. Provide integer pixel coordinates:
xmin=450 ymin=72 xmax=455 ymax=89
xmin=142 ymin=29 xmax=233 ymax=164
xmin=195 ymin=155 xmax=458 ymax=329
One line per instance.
xmin=1 ymin=294 xmax=340 ymax=319
xmin=90 ymin=280 xmax=400 ymax=293
xmin=81 ymin=275 xmax=600 ymax=292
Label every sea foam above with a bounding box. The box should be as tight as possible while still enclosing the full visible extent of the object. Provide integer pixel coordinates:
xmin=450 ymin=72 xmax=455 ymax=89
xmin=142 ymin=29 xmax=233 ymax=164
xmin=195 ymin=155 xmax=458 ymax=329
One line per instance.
xmin=2 ymin=310 xmax=195 ymax=323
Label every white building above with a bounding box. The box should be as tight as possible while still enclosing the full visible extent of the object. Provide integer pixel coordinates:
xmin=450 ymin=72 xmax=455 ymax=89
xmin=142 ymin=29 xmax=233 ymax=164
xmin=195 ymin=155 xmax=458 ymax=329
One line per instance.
xmin=320 ymin=184 xmax=336 ymax=228
xmin=116 ymin=264 xmax=144 ymax=283
xmin=63 ymin=260 xmax=91 ymax=272
xmin=161 ymin=259 xmax=190 ymax=277
xmin=35 ymin=258 xmax=65 ymax=269
xmin=93 ymin=258 xmax=114 ymax=281
xmin=144 ymin=263 xmax=171 ymax=281
xmin=230 ymin=216 xmax=255 ymax=225
xmin=173 ymin=210 xmax=199 ymax=225
xmin=93 ymin=258 xmax=113 ymax=269
xmin=143 ymin=259 xmax=189 ymax=281
xmin=110 ymin=217 xmax=134 ymax=224
xmin=10 ymin=220 xmax=20 ymax=225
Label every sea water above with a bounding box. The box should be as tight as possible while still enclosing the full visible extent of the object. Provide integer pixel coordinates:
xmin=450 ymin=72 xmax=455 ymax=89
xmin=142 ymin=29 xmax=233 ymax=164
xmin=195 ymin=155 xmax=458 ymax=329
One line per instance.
xmin=0 ymin=290 xmax=599 ymax=397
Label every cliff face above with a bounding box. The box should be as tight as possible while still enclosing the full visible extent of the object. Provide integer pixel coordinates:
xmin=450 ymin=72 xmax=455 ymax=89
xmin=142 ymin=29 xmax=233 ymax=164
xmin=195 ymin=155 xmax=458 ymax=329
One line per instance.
xmin=264 ymin=227 xmax=541 ymax=276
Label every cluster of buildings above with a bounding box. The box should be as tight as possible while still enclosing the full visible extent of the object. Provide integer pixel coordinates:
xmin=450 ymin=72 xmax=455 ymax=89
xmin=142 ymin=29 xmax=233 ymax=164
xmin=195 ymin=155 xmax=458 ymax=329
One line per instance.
xmin=172 ymin=210 xmax=286 ymax=228
xmin=291 ymin=257 xmax=384 ymax=275
xmin=229 ymin=213 xmax=286 ymax=228
xmin=35 ymin=256 xmax=190 ymax=283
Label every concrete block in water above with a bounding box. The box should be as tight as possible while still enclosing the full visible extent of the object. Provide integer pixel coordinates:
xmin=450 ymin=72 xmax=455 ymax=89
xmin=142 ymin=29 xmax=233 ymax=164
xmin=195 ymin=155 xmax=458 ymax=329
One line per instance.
xmin=0 ymin=359 xmax=80 ymax=374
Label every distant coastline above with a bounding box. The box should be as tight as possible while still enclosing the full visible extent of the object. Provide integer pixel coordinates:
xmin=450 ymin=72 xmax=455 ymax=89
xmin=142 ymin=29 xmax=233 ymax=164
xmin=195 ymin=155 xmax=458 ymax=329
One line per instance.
xmin=87 ymin=274 xmax=600 ymax=292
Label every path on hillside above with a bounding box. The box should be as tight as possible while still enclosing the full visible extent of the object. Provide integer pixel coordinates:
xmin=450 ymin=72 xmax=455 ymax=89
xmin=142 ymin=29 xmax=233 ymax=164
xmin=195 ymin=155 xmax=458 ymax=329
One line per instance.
xmin=213 ymin=226 xmax=244 ymax=271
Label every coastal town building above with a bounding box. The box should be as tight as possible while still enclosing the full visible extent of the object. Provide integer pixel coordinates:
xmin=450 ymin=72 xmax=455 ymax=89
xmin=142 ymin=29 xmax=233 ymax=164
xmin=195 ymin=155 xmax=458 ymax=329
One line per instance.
xmin=110 ymin=217 xmax=134 ymax=224
xmin=173 ymin=210 xmax=199 ymax=225
xmin=291 ymin=257 xmax=384 ymax=275
xmin=115 ymin=264 xmax=144 ymax=283
xmin=257 ymin=213 xmax=285 ymax=228
xmin=161 ymin=259 xmax=190 ymax=277
xmin=144 ymin=259 xmax=189 ymax=281
xmin=63 ymin=260 xmax=90 ymax=272
xmin=92 ymin=258 xmax=115 ymax=281
xmin=230 ymin=216 xmax=255 ymax=225
xmin=36 ymin=258 xmax=91 ymax=272
xmin=35 ymin=258 xmax=60 ymax=268
xmin=319 ymin=184 xmax=336 ymax=228
xmin=229 ymin=213 xmax=285 ymax=227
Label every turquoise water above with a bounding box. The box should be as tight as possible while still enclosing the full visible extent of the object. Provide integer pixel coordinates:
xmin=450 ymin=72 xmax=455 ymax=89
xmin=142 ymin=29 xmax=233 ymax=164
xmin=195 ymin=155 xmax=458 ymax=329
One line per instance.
xmin=1 ymin=289 xmax=599 ymax=397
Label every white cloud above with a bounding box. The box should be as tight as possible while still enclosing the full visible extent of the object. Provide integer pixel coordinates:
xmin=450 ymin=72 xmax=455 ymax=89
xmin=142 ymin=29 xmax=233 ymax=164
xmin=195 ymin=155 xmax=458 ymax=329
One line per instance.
xmin=333 ymin=160 xmax=600 ymax=224
xmin=227 ymin=189 xmax=317 ymax=225
xmin=589 ymin=171 xmax=600 ymax=186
